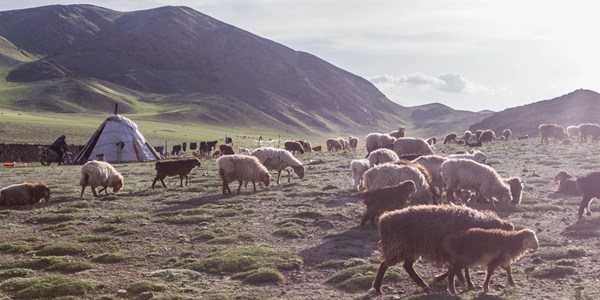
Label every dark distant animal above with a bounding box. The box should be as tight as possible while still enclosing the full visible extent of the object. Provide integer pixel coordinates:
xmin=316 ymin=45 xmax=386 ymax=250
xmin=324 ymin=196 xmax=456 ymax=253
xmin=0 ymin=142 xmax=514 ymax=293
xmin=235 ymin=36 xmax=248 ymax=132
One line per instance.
xmin=443 ymin=133 xmax=457 ymax=144
xmin=284 ymin=141 xmax=305 ymax=154
xmin=475 ymin=129 xmax=485 ymax=141
xmin=219 ymin=144 xmax=235 ymax=155
xmin=576 ymin=171 xmax=600 ymax=218
xmin=479 ymin=130 xmax=496 ymax=142
xmin=182 ymin=142 xmax=187 ymax=152
xmin=189 ymin=142 xmax=197 ymax=150
xmin=152 ymin=158 xmax=201 ymax=189
xmin=312 ymin=145 xmax=322 ymax=152
xmin=426 ymin=137 xmax=437 ymax=145
xmin=539 ymin=124 xmax=568 ymax=144
xmin=389 ymin=127 xmax=406 ymax=138
xmin=326 ymin=138 xmax=343 ymax=151
xmin=172 ymin=145 xmax=182 ymax=156
xmin=578 ymin=123 xmax=600 ymax=143
xmin=349 ymin=136 xmax=359 ymax=150
xmin=206 ymin=141 xmax=218 ymax=151
xmin=296 ymin=140 xmax=312 ymax=152
xmin=225 ymin=137 xmax=233 ymax=144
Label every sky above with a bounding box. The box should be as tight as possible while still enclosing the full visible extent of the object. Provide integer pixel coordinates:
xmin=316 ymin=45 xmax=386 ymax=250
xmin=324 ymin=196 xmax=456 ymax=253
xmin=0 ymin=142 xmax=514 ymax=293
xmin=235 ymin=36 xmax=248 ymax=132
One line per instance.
xmin=1 ymin=0 xmax=599 ymax=112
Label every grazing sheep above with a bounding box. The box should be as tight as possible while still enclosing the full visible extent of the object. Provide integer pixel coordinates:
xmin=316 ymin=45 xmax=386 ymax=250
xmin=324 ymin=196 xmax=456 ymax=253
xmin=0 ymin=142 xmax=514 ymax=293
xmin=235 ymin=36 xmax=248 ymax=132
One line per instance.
xmin=426 ymin=137 xmax=437 ymax=145
xmin=567 ymin=125 xmax=580 ymax=138
xmin=372 ymin=205 xmax=514 ymax=293
xmin=238 ymin=147 xmax=251 ymax=155
xmin=341 ymin=138 xmax=350 ymax=150
xmin=0 ymin=181 xmax=50 ymax=206
xmin=80 ymin=161 xmax=124 ymax=198
xmin=463 ymin=131 xmax=473 ymax=143
xmin=219 ymin=144 xmax=235 ymax=155
xmin=251 ymin=147 xmax=305 ymax=185
xmin=539 ymin=124 xmax=568 ymax=144
xmin=502 ymin=129 xmax=512 ymax=140
xmin=448 ymin=151 xmax=488 ymax=164
xmin=441 ymin=159 xmax=512 ymax=205
xmin=388 ymin=127 xmax=406 ymax=138
xmin=443 ymin=228 xmax=538 ymax=294
xmin=351 ymin=159 xmax=370 ymax=191
xmin=326 ymin=138 xmax=343 ymax=151
xmin=296 ymin=140 xmax=312 ymax=152
xmin=152 ymin=158 xmax=201 ymax=189
xmin=360 ymin=180 xmax=416 ymax=230
xmin=413 ymin=155 xmax=447 ymax=198
xmin=479 ymin=130 xmax=496 ymax=142
xmin=506 ymin=177 xmax=523 ymax=205
xmin=554 ymin=170 xmax=581 ymax=196
xmin=443 ymin=133 xmax=457 ymax=144
xmin=575 ymin=171 xmax=600 ymax=218
xmin=284 ymin=141 xmax=305 ymax=154
xmin=475 ymin=130 xmax=485 ymax=141
xmin=367 ymin=148 xmax=399 ymax=168
xmin=217 ymin=154 xmax=271 ymax=195
xmin=363 ymin=163 xmax=434 ymax=205
xmin=393 ymin=137 xmax=434 ymax=157
xmin=365 ymin=133 xmax=396 ymax=157
xmin=312 ymin=145 xmax=322 ymax=152
xmin=577 ymin=123 xmax=600 ymax=143
xmin=212 ymin=150 xmax=221 ymax=157
xmin=349 ymin=136 xmax=359 ymax=150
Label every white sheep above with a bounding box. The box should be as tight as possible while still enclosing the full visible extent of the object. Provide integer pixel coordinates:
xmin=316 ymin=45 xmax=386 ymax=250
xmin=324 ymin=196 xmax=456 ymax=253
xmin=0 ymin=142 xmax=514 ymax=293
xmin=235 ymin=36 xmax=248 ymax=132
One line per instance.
xmin=238 ymin=147 xmax=251 ymax=155
xmin=413 ymin=155 xmax=447 ymax=198
xmin=367 ymin=148 xmax=399 ymax=168
xmin=349 ymin=136 xmax=359 ymax=150
xmin=441 ymin=159 xmax=512 ymax=205
xmin=250 ymin=147 xmax=304 ymax=185
xmin=393 ymin=137 xmax=434 ymax=157
xmin=80 ymin=160 xmax=124 ymax=198
xmin=363 ymin=163 xmax=433 ymax=205
xmin=567 ymin=125 xmax=579 ymax=138
xmin=217 ymin=154 xmax=271 ymax=195
xmin=447 ymin=151 xmax=488 ymax=164
xmin=365 ymin=133 xmax=396 ymax=157
xmin=463 ymin=131 xmax=473 ymax=143
xmin=351 ymin=159 xmax=370 ymax=191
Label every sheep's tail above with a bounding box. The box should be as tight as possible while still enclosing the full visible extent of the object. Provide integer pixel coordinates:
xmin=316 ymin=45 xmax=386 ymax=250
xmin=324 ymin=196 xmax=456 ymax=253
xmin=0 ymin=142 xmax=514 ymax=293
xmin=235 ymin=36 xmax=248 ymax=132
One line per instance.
xmin=80 ymin=172 xmax=89 ymax=186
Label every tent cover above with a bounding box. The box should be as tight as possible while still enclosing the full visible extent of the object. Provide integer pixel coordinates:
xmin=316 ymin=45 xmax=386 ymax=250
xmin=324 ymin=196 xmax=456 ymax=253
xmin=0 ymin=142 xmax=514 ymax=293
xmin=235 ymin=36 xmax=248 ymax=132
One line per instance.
xmin=73 ymin=115 xmax=161 ymax=164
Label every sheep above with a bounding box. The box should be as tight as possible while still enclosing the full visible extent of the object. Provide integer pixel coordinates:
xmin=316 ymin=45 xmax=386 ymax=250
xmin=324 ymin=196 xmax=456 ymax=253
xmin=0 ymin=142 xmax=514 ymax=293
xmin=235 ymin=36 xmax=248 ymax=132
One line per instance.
xmin=502 ymin=128 xmax=512 ymax=140
xmin=463 ymin=131 xmax=473 ymax=143
xmin=251 ymin=147 xmax=305 ymax=185
xmin=393 ymin=137 xmax=434 ymax=157
xmin=554 ymin=170 xmax=581 ymax=196
xmin=426 ymin=137 xmax=437 ymax=145
xmin=443 ymin=133 xmax=457 ymax=144
xmin=80 ymin=160 xmax=124 ymax=198
xmin=567 ymin=125 xmax=580 ymax=138
xmin=296 ymin=140 xmax=312 ymax=152
xmin=360 ymin=180 xmax=416 ymax=230
xmin=238 ymin=147 xmax=251 ymax=155
xmin=413 ymin=155 xmax=447 ymax=198
xmin=312 ymin=145 xmax=322 ymax=152
xmin=447 ymin=151 xmax=488 ymax=164
xmin=442 ymin=228 xmax=538 ymax=294
xmin=575 ymin=171 xmax=600 ymax=218
xmin=441 ymin=159 xmax=512 ymax=205
xmin=479 ymin=130 xmax=496 ymax=142
xmin=341 ymin=138 xmax=350 ymax=150
xmin=539 ymin=124 xmax=568 ymax=144
xmin=577 ymin=123 xmax=600 ymax=143
xmin=363 ymin=162 xmax=434 ymax=205
xmin=367 ymin=148 xmax=399 ymax=168
xmin=475 ymin=129 xmax=485 ymax=141
xmin=351 ymin=159 xmax=370 ymax=191
xmin=326 ymin=138 xmax=342 ymax=151
xmin=152 ymin=158 xmax=201 ymax=189
xmin=217 ymin=154 xmax=271 ymax=195
xmin=219 ymin=144 xmax=235 ymax=155
xmin=506 ymin=177 xmax=523 ymax=205
xmin=0 ymin=181 xmax=50 ymax=206
xmin=365 ymin=133 xmax=396 ymax=157
xmin=284 ymin=141 xmax=305 ymax=154
xmin=388 ymin=127 xmax=406 ymax=138
xmin=372 ymin=205 xmax=514 ymax=293
xmin=349 ymin=136 xmax=359 ymax=150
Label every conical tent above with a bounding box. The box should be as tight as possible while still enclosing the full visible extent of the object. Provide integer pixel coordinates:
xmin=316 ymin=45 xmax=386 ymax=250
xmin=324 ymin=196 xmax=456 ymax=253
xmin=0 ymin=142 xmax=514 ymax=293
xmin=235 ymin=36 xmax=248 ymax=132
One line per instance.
xmin=74 ymin=115 xmax=161 ymax=164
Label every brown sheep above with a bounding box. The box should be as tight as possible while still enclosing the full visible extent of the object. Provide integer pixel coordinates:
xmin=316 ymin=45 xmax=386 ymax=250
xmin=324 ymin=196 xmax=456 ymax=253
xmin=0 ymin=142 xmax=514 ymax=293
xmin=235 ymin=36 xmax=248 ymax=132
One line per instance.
xmin=372 ymin=205 xmax=514 ymax=293
xmin=349 ymin=136 xmax=359 ymax=150
xmin=0 ymin=181 xmax=51 ymax=206
xmin=502 ymin=128 xmax=512 ymax=140
xmin=388 ymin=127 xmax=406 ymax=138
xmin=479 ymin=130 xmax=496 ymax=142
xmin=326 ymin=138 xmax=342 ymax=151
xmin=359 ymin=180 xmax=416 ymax=230
xmin=506 ymin=177 xmax=523 ymax=205
xmin=443 ymin=133 xmax=457 ymax=144
xmin=426 ymin=137 xmax=437 ymax=145
xmin=575 ymin=171 xmax=600 ymax=218
xmin=554 ymin=170 xmax=581 ymax=196
xmin=219 ymin=144 xmax=235 ymax=155
xmin=152 ymin=158 xmax=201 ymax=189
xmin=578 ymin=123 xmax=600 ymax=143
xmin=284 ymin=141 xmax=305 ymax=154
xmin=296 ymin=140 xmax=312 ymax=152
xmin=443 ymin=228 xmax=538 ymax=294
xmin=312 ymin=145 xmax=322 ymax=152
xmin=539 ymin=124 xmax=568 ymax=144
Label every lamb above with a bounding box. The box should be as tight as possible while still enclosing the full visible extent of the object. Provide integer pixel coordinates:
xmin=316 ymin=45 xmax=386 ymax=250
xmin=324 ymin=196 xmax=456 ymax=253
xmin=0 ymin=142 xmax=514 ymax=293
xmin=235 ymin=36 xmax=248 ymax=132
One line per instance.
xmin=502 ymin=128 xmax=512 ymax=140
xmin=479 ymin=130 xmax=496 ymax=142
xmin=367 ymin=148 xmax=399 ymax=167
xmin=284 ymin=141 xmax=305 ymax=154
xmin=447 ymin=151 xmax=488 ymax=164
xmin=539 ymin=124 xmax=568 ymax=144
xmin=506 ymin=177 xmax=524 ymax=205
xmin=363 ymin=162 xmax=434 ymax=205
xmin=442 ymin=228 xmax=538 ymax=294
xmin=441 ymin=159 xmax=512 ymax=205
xmin=413 ymin=155 xmax=447 ymax=198
xmin=0 ymin=181 xmax=50 ymax=206
xmin=217 ymin=154 xmax=271 ymax=195
xmin=80 ymin=160 xmax=124 ymax=198
xmin=326 ymin=138 xmax=342 ymax=151
xmin=251 ymin=147 xmax=305 ymax=185
xmin=372 ymin=205 xmax=514 ymax=293
xmin=567 ymin=125 xmax=580 ymax=138
xmin=575 ymin=171 xmax=600 ymax=218
xmin=152 ymin=158 xmax=201 ymax=189
xmin=350 ymin=159 xmax=370 ymax=191
xmin=393 ymin=137 xmax=434 ymax=157
xmin=349 ymin=136 xmax=359 ymax=150
xmin=219 ymin=144 xmax=235 ymax=155
xmin=388 ymin=127 xmax=406 ymax=138
xmin=577 ymin=123 xmax=600 ymax=143
xmin=360 ymin=180 xmax=416 ymax=230
xmin=443 ymin=133 xmax=457 ymax=144
xmin=554 ymin=170 xmax=581 ymax=196
xmin=364 ymin=133 xmax=396 ymax=157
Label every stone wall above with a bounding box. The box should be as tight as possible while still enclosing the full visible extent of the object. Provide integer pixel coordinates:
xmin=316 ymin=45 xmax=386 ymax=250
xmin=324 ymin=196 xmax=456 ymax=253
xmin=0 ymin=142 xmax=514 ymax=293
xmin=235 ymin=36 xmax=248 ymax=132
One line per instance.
xmin=0 ymin=144 xmax=84 ymax=163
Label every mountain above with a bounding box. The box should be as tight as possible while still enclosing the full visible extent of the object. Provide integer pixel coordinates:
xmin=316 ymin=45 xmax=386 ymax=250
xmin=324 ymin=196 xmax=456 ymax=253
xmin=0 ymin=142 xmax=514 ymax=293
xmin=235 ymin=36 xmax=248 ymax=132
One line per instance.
xmin=405 ymin=103 xmax=492 ymax=137
xmin=469 ymin=89 xmax=600 ymax=136
xmin=0 ymin=4 xmax=414 ymax=137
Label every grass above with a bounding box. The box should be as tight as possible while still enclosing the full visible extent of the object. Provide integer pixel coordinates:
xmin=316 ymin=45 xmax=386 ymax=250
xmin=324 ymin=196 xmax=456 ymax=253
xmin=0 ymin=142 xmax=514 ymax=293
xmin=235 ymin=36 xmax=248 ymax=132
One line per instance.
xmin=0 ymin=241 xmax=32 ymax=253
xmin=231 ymin=267 xmax=284 ymax=285
xmin=530 ymin=266 xmax=577 ymax=278
xmin=45 ymin=261 xmax=95 ymax=273
xmin=0 ymin=275 xmax=96 ymax=299
xmin=534 ymin=247 xmax=587 ymax=260
xmin=126 ymin=280 xmax=165 ymax=296
xmin=91 ymin=252 xmax=128 ymax=264
xmin=34 ymin=242 xmax=85 ymax=256
xmin=25 ymin=214 xmax=75 ymax=224
xmin=326 ymin=263 xmax=402 ymax=292
xmin=0 ymin=268 xmax=33 ymax=280
xmin=0 ymin=257 xmax=66 ymax=270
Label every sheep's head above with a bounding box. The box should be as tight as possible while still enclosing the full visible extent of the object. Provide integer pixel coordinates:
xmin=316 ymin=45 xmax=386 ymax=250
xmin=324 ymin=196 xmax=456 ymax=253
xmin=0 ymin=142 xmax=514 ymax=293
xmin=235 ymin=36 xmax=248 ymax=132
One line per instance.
xmin=33 ymin=181 xmax=51 ymax=202
xmin=193 ymin=159 xmax=201 ymax=168
xmin=521 ymin=229 xmax=539 ymax=251
xmin=112 ymin=175 xmax=124 ymax=193
xmin=474 ymin=152 xmax=488 ymax=164
xmin=261 ymin=172 xmax=271 ymax=187
xmin=554 ymin=170 xmax=572 ymax=182
xmin=506 ymin=177 xmax=523 ymax=205
xmin=292 ymin=165 xmax=305 ymax=179
xmin=498 ymin=185 xmax=513 ymax=205
xmin=399 ymin=180 xmax=416 ymax=198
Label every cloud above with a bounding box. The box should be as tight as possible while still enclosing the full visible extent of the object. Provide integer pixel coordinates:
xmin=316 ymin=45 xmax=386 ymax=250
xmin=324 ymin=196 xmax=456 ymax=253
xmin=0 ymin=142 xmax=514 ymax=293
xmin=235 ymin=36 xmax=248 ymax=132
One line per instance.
xmin=369 ymin=72 xmax=494 ymax=95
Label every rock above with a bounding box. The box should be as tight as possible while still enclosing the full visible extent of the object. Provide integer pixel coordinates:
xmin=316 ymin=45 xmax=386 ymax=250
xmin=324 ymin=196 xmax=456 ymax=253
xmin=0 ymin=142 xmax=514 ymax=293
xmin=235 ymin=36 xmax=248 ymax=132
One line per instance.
xmin=117 ymin=289 xmax=128 ymax=298
xmin=137 ymin=292 xmax=154 ymax=300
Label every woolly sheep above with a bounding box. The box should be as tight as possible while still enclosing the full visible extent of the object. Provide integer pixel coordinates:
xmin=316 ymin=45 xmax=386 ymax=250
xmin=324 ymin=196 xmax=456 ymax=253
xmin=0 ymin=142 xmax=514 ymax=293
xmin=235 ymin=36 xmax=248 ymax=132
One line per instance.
xmin=238 ymin=147 xmax=251 ymax=155
xmin=336 ymin=137 xmax=349 ymax=150
xmin=539 ymin=124 xmax=568 ymax=144
xmin=365 ymin=133 xmax=396 ymax=157
xmin=80 ymin=160 xmax=124 ymax=198
xmin=326 ymin=138 xmax=342 ymax=151
xmin=475 ymin=129 xmax=484 ymax=141
xmin=413 ymin=155 xmax=447 ymax=198
xmin=217 ymin=154 xmax=270 ymax=195
xmin=351 ymin=159 xmax=370 ymax=191
xmin=388 ymin=127 xmax=406 ymax=138
xmin=441 ymin=159 xmax=512 ymax=205
xmin=502 ymin=129 xmax=512 ymax=140
xmin=554 ymin=170 xmax=581 ymax=196
xmin=506 ymin=177 xmax=523 ymax=205
xmin=349 ymin=136 xmax=359 ymax=150
xmin=463 ymin=131 xmax=473 ymax=143
xmin=443 ymin=228 xmax=538 ymax=293
xmin=360 ymin=180 xmax=416 ymax=230
xmin=296 ymin=140 xmax=312 ymax=152
xmin=284 ymin=141 xmax=305 ymax=154
xmin=363 ymin=162 xmax=434 ymax=205
xmin=219 ymin=144 xmax=235 ymax=155
xmin=447 ymin=151 xmax=488 ymax=164
xmin=367 ymin=148 xmax=399 ymax=168
xmin=567 ymin=125 xmax=579 ymax=138
xmin=578 ymin=123 xmax=600 ymax=143
xmin=0 ymin=181 xmax=50 ymax=206
xmin=393 ymin=137 xmax=434 ymax=157
xmin=575 ymin=171 xmax=600 ymax=218
xmin=443 ymin=133 xmax=457 ymax=144
xmin=251 ymin=147 xmax=305 ymax=185
xmin=372 ymin=205 xmax=514 ymax=293
xmin=479 ymin=130 xmax=496 ymax=142
xmin=152 ymin=158 xmax=201 ymax=189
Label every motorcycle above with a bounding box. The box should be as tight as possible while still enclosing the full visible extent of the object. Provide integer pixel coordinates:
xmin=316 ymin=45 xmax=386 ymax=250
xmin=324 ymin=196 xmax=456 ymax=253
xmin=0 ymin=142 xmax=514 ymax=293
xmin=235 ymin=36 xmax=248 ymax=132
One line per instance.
xmin=39 ymin=147 xmax=73 ymax=166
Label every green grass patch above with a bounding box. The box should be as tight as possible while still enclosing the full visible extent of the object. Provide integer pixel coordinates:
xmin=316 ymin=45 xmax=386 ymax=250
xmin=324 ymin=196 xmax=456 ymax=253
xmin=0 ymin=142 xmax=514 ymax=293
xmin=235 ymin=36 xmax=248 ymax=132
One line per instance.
xmin=214 ymin=209 xmax=239 ymax=217
xmin=77 ymin=235 xmax=113 ymax=243
xmin=34 ymin=242 xmax=85 ymax=256
xmin=126 ymin=280 xmax=165 ymax=296
xmin=93 ymin=225 xmax=117 ymax=232
xmin=0 ymin=241 xmax=32 ymax=253
xmin=326 ymin=263 xmax=402 ymax=292
xmin=156 ymin=215 xmax=213 ymax=224
xmin=231 ymin=267 xmax=283 ymax=285
xmin=91 ymin=252 xmax=128 ymax=264
xmin=41 ymin=221 xmax=75 ymax=231
xmin=529 ymin=204 xmax=565 ymax=212
xmin=534 ymin=247 xmax=587 ymax=260
xmin=104 ymin=213 xmax=147 ymax=224
xmin=45 ymin=261 xmax=94 ymax=273
xmin=0 ymin=275 xmax=96 ymax=299
xmin=112 ymin=227 xmax=140 ymax=236
xmin=25 ymin=214 xmax=75 ymax=224
xmin=184 ymin=246 xmax=302 ymax=274
xmin=0 ymin=268 xmax=33 ymax=280
xmin=555 ymin=259 xmax=577 ymax=267
xmin=0 ymin=257 xmax=66 ymax=270
xmin=530 ymin=265 xmax=577 ymax=278
xmin=192 ymin=231 xmax=217 ymax=241
xmin=562 ymin=216 xmax=600 ymax=238
xmin=273 ymin=225 xmax=305 ymax=239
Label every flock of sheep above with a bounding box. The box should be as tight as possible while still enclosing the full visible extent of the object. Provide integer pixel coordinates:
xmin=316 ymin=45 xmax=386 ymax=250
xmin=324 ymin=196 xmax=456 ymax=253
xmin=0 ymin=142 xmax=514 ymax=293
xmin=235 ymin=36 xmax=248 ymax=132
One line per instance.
xmin=2 ymin=124 xmax=600 ymax=295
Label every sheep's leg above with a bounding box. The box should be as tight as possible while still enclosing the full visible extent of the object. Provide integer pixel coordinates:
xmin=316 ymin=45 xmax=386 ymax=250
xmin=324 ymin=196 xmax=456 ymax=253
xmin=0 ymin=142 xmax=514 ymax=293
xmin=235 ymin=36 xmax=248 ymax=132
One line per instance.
xmin=359 ymin=211 xmax=374 ymax=230
xmin=403 ymin=259 xmax=428 ymax=289
xmin=160 ymin=179 xmax=167 ymax=188
xmin=98 ymin=186 xmax=107 ymax=194
xmin=578 ymin=195 xmax=593 ymax=218
xmin=372 ymin=261 xmax=389 ymax=294
xmin=179 ymin=175 xmax=184 ymax=187
xmin=91 ymin=187 xmax=98 ymax=197
xmin=287 ymin=169 xmax=291 ymax=182
xmin=237 ymin=180 xmax=243 ymax=194
xmin=464 ymin=268 xmax=474 ymax=290
xmin=370 ymin=214 xmax=379 ymax=230
xmin=152 ymin=177 xmax=159 ymax=189
xmin=80 ymin=186 xmax=86 ymax=198
xmin=446 ymin=267 xmax=459 ymax=294
xmin=482 ymin=263 xmax=498 ymax=293
xmin=503 ymin=265 xmax=515 ymax=287
xmin=252 ymin=181 xmax=257 ymax=192
xmin=446 ymin=184 xmax=457 ymax=203
xmin=276 ymin=170 xmax=282 ymax=185
xmin=222 ymin=182 xmax=230 ymax=195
